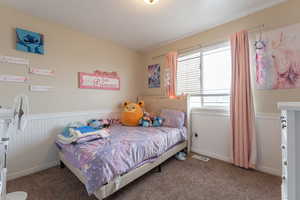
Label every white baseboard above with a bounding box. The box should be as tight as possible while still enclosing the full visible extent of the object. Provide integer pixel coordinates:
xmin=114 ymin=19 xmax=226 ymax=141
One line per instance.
xmin=256 ymin=165 xmax=282 ymax=176
xmin=193 ymin=149 xmax=281 ymax=177
xmin=8 ymin=160 xmax=59 ymax=181
xmin=194 ymin=149 xmax=231 ymax=163
xmin=8 ymin=153 xmax=281 ymax=181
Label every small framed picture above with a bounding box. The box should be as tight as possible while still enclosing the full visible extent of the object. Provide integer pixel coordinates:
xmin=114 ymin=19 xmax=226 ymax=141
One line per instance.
xmin=148 ymin=64 xmax=160 ymax=88
xmin=16 ymin=28 xmax=44 ymax=55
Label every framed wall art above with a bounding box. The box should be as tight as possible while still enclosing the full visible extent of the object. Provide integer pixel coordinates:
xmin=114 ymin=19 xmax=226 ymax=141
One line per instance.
xmin=78 ymin=70 xmax=120 ymax=90
xmin=16 ymin=28 xmax=44 ymax=55
xmin=148 ymin=64 xmax=160 ymax=88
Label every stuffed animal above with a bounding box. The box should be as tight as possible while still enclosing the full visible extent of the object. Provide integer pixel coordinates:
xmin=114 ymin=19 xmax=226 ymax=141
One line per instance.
xmin=87 ymin=119 xmax=102 ymax=129
xmin=87 ymin=119 xmax=111 ymax=129
xmin=152 ymin=117 xmax=163 ymax=127
xmin=102 ymin=119 xmax=111 ymax=128
xmin=139 ymin=113 xmax=152 ymax=127
xmin=139 ymin=112 xmax=163 ymax=128
xmin=121 ymin=101 xmax=144 ymax=126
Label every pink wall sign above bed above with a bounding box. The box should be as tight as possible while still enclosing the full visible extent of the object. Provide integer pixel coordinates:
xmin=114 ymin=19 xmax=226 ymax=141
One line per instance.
xmin=78 ymin=70 xmax=120 ymax=90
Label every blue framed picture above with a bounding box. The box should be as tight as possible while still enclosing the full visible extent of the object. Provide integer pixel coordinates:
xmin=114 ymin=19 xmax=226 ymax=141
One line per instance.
xmin=16 ymin=28 xmax=44 ymax=55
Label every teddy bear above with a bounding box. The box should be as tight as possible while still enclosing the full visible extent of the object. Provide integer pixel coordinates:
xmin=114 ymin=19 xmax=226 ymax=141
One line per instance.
xmin=121 ymin=101 xmax=144 ymax=126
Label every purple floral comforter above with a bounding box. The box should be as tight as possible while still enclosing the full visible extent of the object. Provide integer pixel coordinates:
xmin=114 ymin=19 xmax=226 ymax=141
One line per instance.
xmin=56 ymin=125 xmax=187 ymax=194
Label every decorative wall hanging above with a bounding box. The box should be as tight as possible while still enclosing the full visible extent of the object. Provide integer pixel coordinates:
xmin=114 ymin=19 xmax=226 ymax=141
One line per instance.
xmin=148 ymin=64 xmax=160 ymax=88
xmin=0 ymin=56 xmax=29 ymax=65
xmin=29 ymin=85 xmax=53 ymax=92
xmin=16 ymin=28 xmax=44 ymax=55
xmin=29 ymin=67 xmax=54 ymax=76
xmin=255 ymin=23 xmax=300 ymax=89
xmin=0 ymin=75 xmax=28 ymax=83
xmin=78 ymin=70 xmax=120 ymax=90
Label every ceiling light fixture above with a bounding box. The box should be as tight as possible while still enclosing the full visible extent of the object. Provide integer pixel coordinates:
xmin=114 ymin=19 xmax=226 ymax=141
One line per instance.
xmin=144 ymin=0 xmax=159 ymax=5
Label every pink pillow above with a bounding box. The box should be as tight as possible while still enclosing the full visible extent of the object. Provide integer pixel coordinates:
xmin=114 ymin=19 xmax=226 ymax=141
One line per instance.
xmin=160 ymin=109 xmax=185 ymax=128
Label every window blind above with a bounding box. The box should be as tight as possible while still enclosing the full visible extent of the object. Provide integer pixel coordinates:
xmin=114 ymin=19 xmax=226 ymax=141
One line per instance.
xmin=176 ymin=42 xmax=231 ymax=108
xmin=176 ymin=52 xmax=201 ymax=95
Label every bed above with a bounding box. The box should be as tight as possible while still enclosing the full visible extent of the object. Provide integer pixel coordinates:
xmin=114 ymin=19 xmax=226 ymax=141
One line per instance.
xmin=57 ymin=95 xmax=191 ymax=200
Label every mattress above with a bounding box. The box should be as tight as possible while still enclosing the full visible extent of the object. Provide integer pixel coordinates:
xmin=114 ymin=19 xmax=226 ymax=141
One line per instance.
xmin=56 ymin=125 xmax=187 ymax=194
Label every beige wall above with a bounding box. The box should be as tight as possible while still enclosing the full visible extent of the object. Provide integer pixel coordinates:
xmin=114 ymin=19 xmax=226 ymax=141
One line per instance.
xmin=0 ymin=4 xmax=143 ymax=114
xmin=141 ymin=0 xmax=300 ymax=114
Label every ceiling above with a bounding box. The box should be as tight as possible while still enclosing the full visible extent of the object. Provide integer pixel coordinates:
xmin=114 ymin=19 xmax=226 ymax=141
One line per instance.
xmin=1 ymin=0 xmax=286 ymax=51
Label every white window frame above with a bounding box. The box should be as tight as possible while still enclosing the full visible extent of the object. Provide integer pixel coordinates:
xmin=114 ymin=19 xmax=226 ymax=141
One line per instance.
xmin=177 ymin=42 xmax=231 ymax=110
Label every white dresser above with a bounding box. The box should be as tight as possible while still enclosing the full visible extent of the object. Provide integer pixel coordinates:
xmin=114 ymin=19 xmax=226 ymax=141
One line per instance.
xmin=278 ymin=102 xmax=300 ymax=200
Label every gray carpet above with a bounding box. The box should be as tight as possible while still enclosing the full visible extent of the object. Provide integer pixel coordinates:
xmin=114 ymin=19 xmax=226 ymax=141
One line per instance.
xmin=7 ymin=157 xmax=281 ymax=200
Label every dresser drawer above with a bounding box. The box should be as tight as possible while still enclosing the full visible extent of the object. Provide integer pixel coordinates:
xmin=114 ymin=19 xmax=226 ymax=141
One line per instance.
xmin=282 ymin=161 xmax=288 ymax=178
xmin=281 ymin=144 xmax=287 ymax=161
xmin=281 ymin=130 xmax=287 ymax=146
xmin=277 ymin=106 xmax=300 ymax=200
xmin=281 ymin=116 xmax=287 ymax=146
xmin=282 ymin=181 xmax=288 ymax=200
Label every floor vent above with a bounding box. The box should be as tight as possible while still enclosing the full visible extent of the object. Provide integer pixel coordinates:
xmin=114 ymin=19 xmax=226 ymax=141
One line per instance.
xmin=192 ymin=155 xmax=210 ymax=162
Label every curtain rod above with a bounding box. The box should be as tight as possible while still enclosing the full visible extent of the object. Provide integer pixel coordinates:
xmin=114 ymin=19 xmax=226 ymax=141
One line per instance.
xmin=152 ymin=24 xmax=265 ymax=60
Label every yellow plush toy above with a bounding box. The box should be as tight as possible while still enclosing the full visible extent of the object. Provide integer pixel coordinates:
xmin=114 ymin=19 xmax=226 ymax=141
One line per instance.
xmin=121 ymin=101 xmax=144 ymax=126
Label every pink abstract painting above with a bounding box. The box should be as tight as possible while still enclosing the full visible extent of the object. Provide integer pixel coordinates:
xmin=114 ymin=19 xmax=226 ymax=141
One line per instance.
xmin=256 ymin=23 xmax=300 ymax=89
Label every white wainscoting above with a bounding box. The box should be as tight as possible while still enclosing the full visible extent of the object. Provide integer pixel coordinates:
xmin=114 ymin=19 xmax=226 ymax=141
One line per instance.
xmin=7 ymin=109 xmax=281 ymax=180
xmin=191 ymin=110 xmax=281 ymax=176
xmin=7 ymin=109 xmax=119 ymax=180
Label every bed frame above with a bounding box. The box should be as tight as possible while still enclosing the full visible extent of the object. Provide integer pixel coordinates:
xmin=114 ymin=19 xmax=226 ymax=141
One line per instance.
xmin=59 ymin=95 xmax=191 ymax=200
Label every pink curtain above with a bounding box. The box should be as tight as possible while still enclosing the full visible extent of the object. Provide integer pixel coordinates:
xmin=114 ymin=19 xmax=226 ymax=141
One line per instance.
xmin=165 ymin=52 xmax=178 ymax=98
xmin=230 ymin=30 xmax=257 ymax=169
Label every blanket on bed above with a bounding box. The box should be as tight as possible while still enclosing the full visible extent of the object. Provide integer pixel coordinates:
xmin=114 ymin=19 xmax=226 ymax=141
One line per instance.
xmin=57 ymin=126 xmax=110 ymax=144
xmin=56 ymin=125 xmax=187 ymax=195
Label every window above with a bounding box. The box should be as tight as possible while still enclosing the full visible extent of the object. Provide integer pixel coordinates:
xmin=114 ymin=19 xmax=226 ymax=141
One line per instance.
xmin=176 ymin=42 xmax=231 ymax=108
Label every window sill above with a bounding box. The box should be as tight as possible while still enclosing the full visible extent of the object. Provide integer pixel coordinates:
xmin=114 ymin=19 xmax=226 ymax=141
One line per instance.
xmin=191 ymin=106 xmax=229 ymax=113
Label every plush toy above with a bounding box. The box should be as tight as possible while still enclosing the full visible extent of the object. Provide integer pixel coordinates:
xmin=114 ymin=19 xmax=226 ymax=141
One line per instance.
xmin=87 ymin=119 xmax=111 ymax=129
xmin=87 ymin=119 xmax=102 ymax=129
xmin=152 ymin=117 xmax=163 ymax=127
xmin=121 ymin=101 xmax=144 ymax=126
xmin=139 ymin=112 xmax=163 ymax=128
xmin=100 ymin=119 xmax=111 ymax=128
xmin=139 ymin=113 xmax=152 ymax=127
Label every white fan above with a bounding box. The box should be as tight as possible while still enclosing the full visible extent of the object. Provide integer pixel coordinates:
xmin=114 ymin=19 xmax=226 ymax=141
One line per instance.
xmin=0 ymin=95 xmax=29 ymax=200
